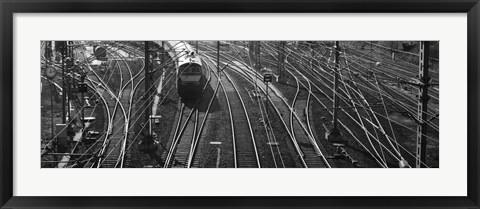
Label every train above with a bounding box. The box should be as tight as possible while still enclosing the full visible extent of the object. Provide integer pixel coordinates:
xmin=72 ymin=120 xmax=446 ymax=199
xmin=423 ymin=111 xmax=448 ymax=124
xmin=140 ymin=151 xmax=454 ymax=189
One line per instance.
xmin=94 ymin=45 xmax=107 ymax=61
xmin=166 ymin=41 xmax=206 ymax=98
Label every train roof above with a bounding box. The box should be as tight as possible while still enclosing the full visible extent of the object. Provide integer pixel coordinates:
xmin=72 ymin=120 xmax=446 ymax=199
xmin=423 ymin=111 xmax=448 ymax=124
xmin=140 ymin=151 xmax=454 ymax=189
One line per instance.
xmin=151 ymin=41 xmax=202 ymax=67
xmin=170 ymin=42 xmax=202 ymax=67
xmin=178 ymin=51 xmax=202 ymax=67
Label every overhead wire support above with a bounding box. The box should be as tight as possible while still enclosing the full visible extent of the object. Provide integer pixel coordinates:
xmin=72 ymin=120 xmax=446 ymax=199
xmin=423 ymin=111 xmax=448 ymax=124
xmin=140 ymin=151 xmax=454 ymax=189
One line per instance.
xmin=333 ymin=41 xmax=340 ymax=128
xmin=138 ymin=41 xmax=161 ymax=160
xmin=161 ymin=41 xmax=165 ymax=73
xmin=145 ymin=41 xmax=151 ymax=131
xmin=256 ymin=41 xmax=262 ymax=71
xmin=278 ymin=41 xmax=286 ymax=78
xmin=60 ymin=41 xmax=67 ymax=124
xmin=326 ymin=41 xmax=343 ymax=144
xmin=217 ymin=41 xmax=220 ymax=78
xmin=415 ymin=41 xmax=430 ymax=168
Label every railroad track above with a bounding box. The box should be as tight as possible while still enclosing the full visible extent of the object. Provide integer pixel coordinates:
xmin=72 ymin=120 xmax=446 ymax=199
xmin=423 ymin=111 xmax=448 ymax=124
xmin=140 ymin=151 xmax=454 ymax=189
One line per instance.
xmin=111 ymin=49 xmax=145 ymax=167
xmin=200 ymin=44 xmax=310 ymax=167
xmin=41 ymin=45 xmax=115 ymax=167
xmin=261 ymin=42 xmax=428 ymax=167
xmin=219 ymin=42 xmax=388 ymax=168
xmin=225 ymin=43 xmax=340 ymax=167
xmin=254 ymin=46 xmax=331 ymax=168
xmin=199 ymin=42 xmax=315 ymax=167
xmin=222 ymin=43 xmax=297 ymax=168
xmin=162 ymin=67 xmax=217 ymax=168
xmin=313 ymin=46 xmax=436 ymax=166
xmin=72 ymin=46 xmax=131 ymax=168
xmin=262 ymin=42 xmax=393 ymax=167
xmin=315 ymin=44 xmax=439 ymax=119
xmin=202 ymin=54 xmax=261 ymax=168
xmin=113 ymin=42 xmax=200 ymax=168
xmin=42 ymin=41 xmax=438 ymax=168
xmin=107 ymin=42 xmax=182 ymax=167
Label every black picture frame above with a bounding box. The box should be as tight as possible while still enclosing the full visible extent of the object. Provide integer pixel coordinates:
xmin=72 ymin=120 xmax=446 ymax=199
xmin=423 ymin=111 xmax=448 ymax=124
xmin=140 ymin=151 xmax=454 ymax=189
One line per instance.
xmin=1 ymin=0 xmax=479 ymax=208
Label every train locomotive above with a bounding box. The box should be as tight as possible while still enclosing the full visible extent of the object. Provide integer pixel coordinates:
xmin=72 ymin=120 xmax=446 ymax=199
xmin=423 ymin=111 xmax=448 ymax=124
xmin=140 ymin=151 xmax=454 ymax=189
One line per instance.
xmin=93 ymin=45 xmax=107 ymax=61
xmin=170 ymin=41 xmax=206 ymax=98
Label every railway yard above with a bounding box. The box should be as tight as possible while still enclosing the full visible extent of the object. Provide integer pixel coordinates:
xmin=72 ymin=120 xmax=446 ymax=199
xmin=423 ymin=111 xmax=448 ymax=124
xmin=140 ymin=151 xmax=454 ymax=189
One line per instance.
xmin=40 ymin=41 xmax=439 ymax=168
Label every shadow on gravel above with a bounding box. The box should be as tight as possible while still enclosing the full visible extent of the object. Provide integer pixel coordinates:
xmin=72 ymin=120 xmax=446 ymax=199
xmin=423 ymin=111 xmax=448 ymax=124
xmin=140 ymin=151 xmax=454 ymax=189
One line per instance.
xmin=181 ymin=82 xmax=221 ymax=113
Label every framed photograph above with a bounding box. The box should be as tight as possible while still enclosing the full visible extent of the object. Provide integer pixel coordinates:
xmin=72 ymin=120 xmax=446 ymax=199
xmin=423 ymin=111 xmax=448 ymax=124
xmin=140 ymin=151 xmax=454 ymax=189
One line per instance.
xmin=1 ymin=0 xmax=479 ymax=208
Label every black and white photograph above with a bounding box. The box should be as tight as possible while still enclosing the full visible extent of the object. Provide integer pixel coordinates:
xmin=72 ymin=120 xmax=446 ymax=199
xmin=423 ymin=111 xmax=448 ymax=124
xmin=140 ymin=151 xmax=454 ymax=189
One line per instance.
xmin=40 ymin=41 xmax=439 ymax=168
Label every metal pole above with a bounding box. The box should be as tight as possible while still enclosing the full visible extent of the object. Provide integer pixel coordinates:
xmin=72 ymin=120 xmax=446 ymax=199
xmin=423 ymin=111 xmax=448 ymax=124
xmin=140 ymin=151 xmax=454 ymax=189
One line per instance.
xmin=325 ymin=41 xmax=343 ymax=144
xmin=81 ymin=81 xmax=85 ymax=136
xmin=282 ymin=42 xmax=285 ymax=77
xmin=278 ymin=41 xmax=284 ymax=78
xmin=332 ymin=41 xmax=340 ymax=128
xmin=61 ymin=42 xmax=66 ymax=124
xmin=217 ymin=41 xmax=220 ymax=75
xmin=161 ymin=41 xmax=165 ymax=72
xmin=249 ymin=41 xmax=254 ymax=61
xmin=66 ymin=69 xmax=71 ymax=123
xmin=256 ymin=41 xmax=261 ymax=70
xmin=149 ymin=118 xmax=152 ymax=136
xmin=196 ymin=41 xmax=198 ymax=53
xmin=46 ymin=41 xmax=51 ymax=61
xmin=265 ymin=81 xmax=269 ymax=123
xmin=69 ymin=41 xmax=72 ymax=58
xmin=65 ymin=41 xmax=72 ymax=123
xmin=415 ymin=41 xmax=430 ymax=168
xmin=254 ymin=43 xmax=258 ymax=94
xmin=50 ymin=79 xmax=54 ymax=139
xmin=311 ymin=42 xmax=314 ymax=58
xmin=145 ymin=41 xmax=151 ymax=135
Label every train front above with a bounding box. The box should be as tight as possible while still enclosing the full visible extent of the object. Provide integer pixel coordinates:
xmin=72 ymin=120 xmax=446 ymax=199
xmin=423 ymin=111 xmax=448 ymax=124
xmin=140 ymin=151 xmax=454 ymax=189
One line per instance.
xmin=177 ymin=53 xmax=204 ymax=98
xmin=94 ymin=45 xmax=107 ymax=61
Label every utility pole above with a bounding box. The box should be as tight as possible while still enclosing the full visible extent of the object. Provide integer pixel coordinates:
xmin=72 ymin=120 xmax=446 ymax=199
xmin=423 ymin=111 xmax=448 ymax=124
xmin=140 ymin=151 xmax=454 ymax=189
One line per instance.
xmin=45 ymin=41 xmax=52 ymax=61
xmin=60 ymin=41 xmax=67 ymax=124
xmin=69 ymin=41 xmax=73 ymax=58
xmin=249 ymin=41 xmax=254 ymax=62
xmin=332 ymin=41 xmax=340 ymax=128
xmin=415 ymin=41 xmax=430 ymax=168
xmin=80 ymin=72 xmax=86 ymax=136
xmin=278 ymin=41 xmax=285 ymax=78
xmin=139 ymin=41 xmax=163 ymax=165
xmin=49 ymin=78 xmax=56 ymax=163
xmin=263 ymin=73 xmax=272 ymax=123
xmin=217 ymin=41 xmax=220 ymax=76
xmin=196 ymin=41 xmax=198 ymax=53
xmin=326 ymin=41 xmax=343 ymax=144
xmin=255 ymin=41 xmax=261 ymax=71
xmin=50 ymin=80 xmax=54 ymax=139
xmin=265 ymin=80 xmax=269 ymax=122
xmin=310 ymin=42 xmax=314 ymax=58
xmin=161 ymin=41 xmax=165 ymax=72
xmin=66 ymin=56 xmax=72 ymax=124
xmin=145 ymin=41 xmax=151 ymax=133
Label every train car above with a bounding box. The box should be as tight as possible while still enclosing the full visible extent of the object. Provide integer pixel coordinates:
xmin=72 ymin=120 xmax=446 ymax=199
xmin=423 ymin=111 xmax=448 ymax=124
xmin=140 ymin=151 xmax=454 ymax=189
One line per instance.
xmin=94 ymin=46 xmax=107 ymax=61
xmin=169 ymin=41 xmax=205 ymax=98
